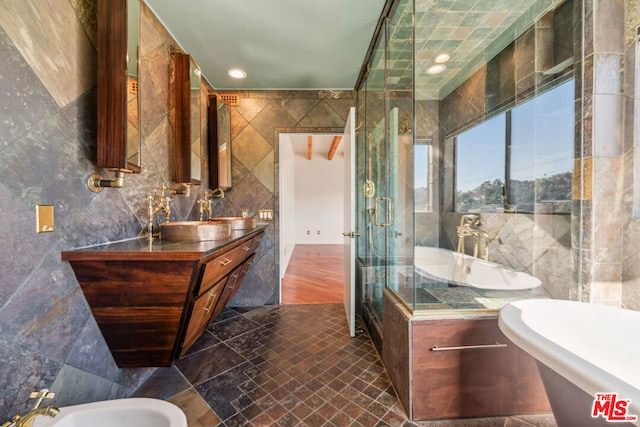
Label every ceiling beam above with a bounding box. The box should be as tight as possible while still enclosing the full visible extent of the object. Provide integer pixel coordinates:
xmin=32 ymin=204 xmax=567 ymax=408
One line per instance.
xmin=328 ymin=136 xmax=342 ymax=160
xmin=307 ymin=135 xmax=313 ymax=160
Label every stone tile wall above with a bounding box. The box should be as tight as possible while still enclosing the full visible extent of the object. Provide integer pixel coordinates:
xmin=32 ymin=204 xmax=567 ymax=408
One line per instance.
xmin=582 ymin=0 xmax=626 ymax=305
xmin=214 ymin=90 xmax=357 ymax=306
xmin=0 ymin=0 xmax=210 ymax=418
xmin=622 ymin=1 xmax=640 ymax=309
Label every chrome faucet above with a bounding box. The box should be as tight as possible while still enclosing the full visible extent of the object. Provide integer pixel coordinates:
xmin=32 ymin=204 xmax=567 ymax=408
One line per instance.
xmin=2 ymin=389 xmax=59 ymax=427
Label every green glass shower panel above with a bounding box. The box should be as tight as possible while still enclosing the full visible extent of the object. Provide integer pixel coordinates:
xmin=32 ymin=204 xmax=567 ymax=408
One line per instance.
xmin=362 ymin=23 xmax=387 ymax=322
xmin=385 ymin=0 xmax=415 ymax=310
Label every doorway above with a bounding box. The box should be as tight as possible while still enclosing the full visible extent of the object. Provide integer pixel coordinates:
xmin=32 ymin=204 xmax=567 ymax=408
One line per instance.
xmin=278 ymin=132 xmax=345 ymax=304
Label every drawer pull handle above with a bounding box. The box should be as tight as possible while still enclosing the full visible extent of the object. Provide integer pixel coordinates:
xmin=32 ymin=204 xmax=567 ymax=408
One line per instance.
xmin=228 ymin=274 xmax=240 ymax=289
xmin=242 ymin=246 xmax=250 ymax=251
xmin=203 ymin=292 xmax=217 ymax=314
xmin=220 ymin=258 xmax=232 ymax=266
xmin=431 ymin=343 xmax=507 ymax=351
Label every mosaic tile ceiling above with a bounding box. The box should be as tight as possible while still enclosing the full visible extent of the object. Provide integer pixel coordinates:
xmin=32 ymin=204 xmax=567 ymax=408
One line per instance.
xmin=374 ymin=0 xmax=562 ymax=100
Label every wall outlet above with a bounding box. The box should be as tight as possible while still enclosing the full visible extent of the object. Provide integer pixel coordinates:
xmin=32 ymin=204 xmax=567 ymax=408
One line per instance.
xmin=36 ymin=205 xmax=54 ymax=233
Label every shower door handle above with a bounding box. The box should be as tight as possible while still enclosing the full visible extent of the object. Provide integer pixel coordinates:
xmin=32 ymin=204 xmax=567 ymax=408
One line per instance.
xmin=374 ymin=196 xmax=394 ymax=227
xmin=342 ymin=231 xmax=361 ymax=238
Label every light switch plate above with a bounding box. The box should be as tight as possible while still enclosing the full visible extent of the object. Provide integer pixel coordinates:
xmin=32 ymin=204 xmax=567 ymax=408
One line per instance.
xmin=36 ymin=205 xmax=54 ymax=233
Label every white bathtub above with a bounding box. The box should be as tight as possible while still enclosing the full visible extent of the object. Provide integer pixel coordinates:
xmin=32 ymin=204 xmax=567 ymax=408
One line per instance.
xmin=499 ymin=299 xmax=640 ymax=426
xmin=414 ymin=246 xmax=541 ymax=290
xmin=33 ymin=398 xmax=187 ymax=427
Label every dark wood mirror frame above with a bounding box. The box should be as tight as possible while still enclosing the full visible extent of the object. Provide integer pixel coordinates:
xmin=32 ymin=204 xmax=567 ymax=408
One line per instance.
xmin=97 ymin=0 xmax=140 ymax=173
xmin=173 ymin=51 xmax=192 ymax=183
xmin=208 ymin=95 xmax=232 ymax=190
xmin=207 ymin=95 xmax=219 ymax=189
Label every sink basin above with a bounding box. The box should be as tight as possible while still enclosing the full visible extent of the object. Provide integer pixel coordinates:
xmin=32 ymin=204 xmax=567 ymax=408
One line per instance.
xmin=214 ymin=217 xmax=256 ymax=230
xmin=160 ymin=220 xmax=231 ymax=241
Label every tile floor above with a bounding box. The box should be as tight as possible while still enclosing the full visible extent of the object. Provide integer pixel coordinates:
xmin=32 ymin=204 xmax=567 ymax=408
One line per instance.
xmin=133 ymin=304 xmax=557 ymax=426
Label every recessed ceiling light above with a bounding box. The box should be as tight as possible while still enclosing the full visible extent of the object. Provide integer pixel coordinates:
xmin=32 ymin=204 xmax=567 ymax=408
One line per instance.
xmin=426 ymin=64 xmax=447 ymax=75
xmin=434 ymin=52 xmax=451 ymax=63
xmin=228 ymin=68 xmax=247 ymax=79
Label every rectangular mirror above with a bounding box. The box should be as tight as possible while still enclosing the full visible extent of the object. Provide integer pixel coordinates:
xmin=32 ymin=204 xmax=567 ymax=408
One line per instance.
xmin=126 ymin=0 xmax=140 ymax=171
xmin=190 ymin=59 xmax=202 ymax=183
xmin=208 ymin=95 xmax=232 ymax=190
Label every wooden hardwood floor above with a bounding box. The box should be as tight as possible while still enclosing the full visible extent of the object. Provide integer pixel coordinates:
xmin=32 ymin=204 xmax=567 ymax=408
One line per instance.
xmin=281 ymin=244 xmax=344 ymax=304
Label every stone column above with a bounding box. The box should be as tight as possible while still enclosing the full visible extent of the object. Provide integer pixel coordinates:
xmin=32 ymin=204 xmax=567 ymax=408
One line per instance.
xmin=581 ymin=0 xmax=626 ymax=305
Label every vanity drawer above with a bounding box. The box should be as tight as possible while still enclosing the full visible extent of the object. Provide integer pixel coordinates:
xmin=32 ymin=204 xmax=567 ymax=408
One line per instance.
xmin=250 ymin=234 xmax=263 ymax=252
xmin=209 ymin=254 xmax=255 ymax=321
xmin=181 ymin=278 xmax=226 ymax=355
xmin=199 ymin=241 xmax=255 ymax=293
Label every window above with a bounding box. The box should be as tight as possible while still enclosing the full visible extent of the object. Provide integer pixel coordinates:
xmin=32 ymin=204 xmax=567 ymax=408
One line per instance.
xmin=508 ymin=80 xmax=574 ymax=213
xmin=455 ymin=79 xmax=574 ymax=214
xmin=455 ymin=114 xmax=506 ymax=212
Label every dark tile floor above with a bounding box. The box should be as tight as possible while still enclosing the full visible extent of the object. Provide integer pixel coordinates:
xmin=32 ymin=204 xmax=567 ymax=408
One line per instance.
xmin=134 ymin=304 xmax=556 ymax=426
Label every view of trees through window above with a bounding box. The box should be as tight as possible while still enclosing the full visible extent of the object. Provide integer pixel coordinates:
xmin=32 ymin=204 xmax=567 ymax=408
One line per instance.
xmin=414 ymin=142 xmax=432 ymax=212
xmin=455 ymin=79 xmax=574 ymax=214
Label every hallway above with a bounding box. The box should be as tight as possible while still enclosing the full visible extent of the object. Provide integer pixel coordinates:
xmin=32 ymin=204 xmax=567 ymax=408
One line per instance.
xmin=281 ymin=244 xmax=344 ymax=304
xmin=132 ymin=304 xmax=556 ymax=426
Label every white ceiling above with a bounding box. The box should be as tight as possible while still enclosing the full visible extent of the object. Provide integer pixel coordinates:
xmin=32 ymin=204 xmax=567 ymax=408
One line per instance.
xmin=144 ymin=0 xmax=386 ymax=90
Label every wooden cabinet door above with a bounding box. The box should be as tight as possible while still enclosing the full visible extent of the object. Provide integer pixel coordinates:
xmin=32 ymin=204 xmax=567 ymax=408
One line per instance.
xmin=181 ymin=278 xmax=226 ymax=355
xmin=210 ymin=254 xmax=255 ymax=320
xmin=411 ymin=318 xmax=549 ymax=420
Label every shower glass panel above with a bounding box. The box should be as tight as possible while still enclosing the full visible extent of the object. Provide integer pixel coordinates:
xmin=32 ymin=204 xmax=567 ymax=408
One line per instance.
xmin=358 ymin=0 xmax=582 ymax=320
xmin=386 ymin=0 xmax=415 ymax=310
xmin=361 ymin=22 xmax=387 ymax=322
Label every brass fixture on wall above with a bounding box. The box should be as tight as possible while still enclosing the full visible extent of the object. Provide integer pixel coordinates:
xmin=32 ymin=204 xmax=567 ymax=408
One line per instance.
xmin=87 ymin=169 xmax=130 ymax=193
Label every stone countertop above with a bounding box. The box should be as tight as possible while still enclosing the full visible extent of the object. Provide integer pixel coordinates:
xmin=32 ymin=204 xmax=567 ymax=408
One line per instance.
xmin=61 ymin=226 xmax=266 ymax=262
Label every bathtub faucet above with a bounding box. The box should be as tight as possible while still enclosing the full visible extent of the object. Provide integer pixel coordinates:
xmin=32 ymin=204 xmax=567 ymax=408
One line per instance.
xmin=456 ymin=214 xmax=480 ymax=255
xmin=2 ymin=389 xmax=59 ymax=427
xmin=472 ymin=229 xmax=502 ymax=261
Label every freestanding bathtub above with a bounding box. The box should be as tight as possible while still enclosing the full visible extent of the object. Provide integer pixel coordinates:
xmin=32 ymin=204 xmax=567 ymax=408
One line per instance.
xmin=414 ymin=246 xmax=541 ymax=290
xmin=32 ymin=398 xmax=187 ymax=427
xmin=499 ymin=299 xmax=640 ymax=427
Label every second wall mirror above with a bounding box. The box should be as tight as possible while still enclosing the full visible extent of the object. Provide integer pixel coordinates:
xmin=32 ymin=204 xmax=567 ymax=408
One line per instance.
xmin=208 ymin=95 xmax=232 ymax=190
xmin=172 ymin=52 xmax=202 ymax=184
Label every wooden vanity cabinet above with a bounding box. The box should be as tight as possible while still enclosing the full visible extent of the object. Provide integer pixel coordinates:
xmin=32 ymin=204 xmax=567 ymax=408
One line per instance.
xmin=62 ymin=229 xmax=264 ymax=367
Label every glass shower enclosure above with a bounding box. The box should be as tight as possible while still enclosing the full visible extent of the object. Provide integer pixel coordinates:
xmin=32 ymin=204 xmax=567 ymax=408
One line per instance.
xmin=357 ymin=0 xmax=582 ymax=330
